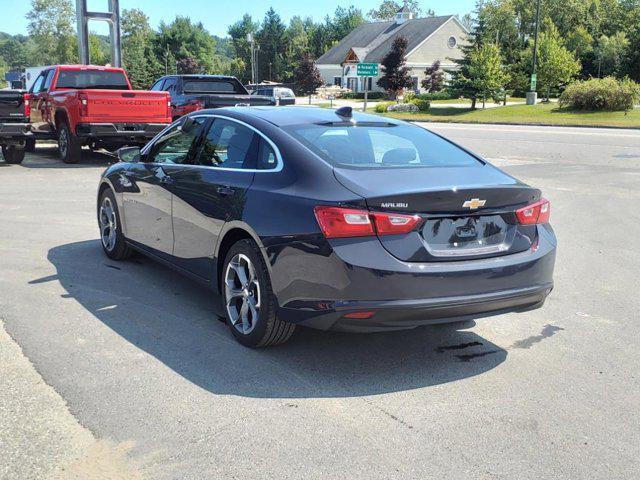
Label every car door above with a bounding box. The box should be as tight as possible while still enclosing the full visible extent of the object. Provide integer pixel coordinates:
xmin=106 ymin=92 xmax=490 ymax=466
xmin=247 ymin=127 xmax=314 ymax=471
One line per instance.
xmin=122 ymin=118 xmax=206 ymax=259
xmin=168 ymin=116 xmax=261 ymax=279
xmin=29 ymin=70 xmax=54 ymax=133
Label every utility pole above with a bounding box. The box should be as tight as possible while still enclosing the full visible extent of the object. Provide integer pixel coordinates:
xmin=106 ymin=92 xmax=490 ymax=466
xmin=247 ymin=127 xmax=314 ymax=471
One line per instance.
xmin=526 ymin=0 xmax=541 ymax=105
xmin=247 ymin=33 xmax=259 ymax=85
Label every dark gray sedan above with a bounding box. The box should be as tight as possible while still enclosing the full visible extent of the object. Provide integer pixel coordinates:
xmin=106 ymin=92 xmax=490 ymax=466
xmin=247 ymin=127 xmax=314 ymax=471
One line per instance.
xmin=97 ymin=106 xmax=556 ymax=347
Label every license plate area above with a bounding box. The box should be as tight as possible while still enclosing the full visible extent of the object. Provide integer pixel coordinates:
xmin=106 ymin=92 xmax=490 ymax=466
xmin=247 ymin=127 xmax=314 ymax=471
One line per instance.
xmin=421 ymin=214 xmax=515 ymax=258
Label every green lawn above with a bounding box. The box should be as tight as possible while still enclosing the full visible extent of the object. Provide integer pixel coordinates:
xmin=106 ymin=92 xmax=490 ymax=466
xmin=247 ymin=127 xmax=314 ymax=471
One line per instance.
xmin=377 ymin=103 xmax=640 ymax=128
xmin=430 ymin=96 xmax=526 ymax=105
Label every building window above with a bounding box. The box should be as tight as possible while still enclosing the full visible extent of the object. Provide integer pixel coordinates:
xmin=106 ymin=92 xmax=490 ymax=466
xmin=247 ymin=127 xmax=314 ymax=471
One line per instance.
xmin=448 ymin=36 xmax=457 ymax=48
xmin=412 ymin=76 xmax=420 ymax=93
xmin=334 ymin=76 xmax=342 ymax=87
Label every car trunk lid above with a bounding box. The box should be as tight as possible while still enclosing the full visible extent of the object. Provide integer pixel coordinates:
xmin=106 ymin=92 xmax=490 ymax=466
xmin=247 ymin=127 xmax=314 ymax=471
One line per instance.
xmin=334 ymin=165 xmax=541 ymax=262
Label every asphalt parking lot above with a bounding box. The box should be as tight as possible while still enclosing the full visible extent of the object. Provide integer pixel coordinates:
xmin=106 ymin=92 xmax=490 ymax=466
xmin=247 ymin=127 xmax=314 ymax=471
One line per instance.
xmin=1 ymin=124 xmax=639 ymax=479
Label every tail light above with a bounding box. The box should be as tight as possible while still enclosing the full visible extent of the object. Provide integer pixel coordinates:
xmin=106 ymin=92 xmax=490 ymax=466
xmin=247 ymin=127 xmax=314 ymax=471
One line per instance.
xmin=516 ymin=198 xmax=550 ymax=225
xmin=78 ymin=93 xmax=89 ymax=116
xmin=314 ymin=206 xmax=423 ymax=239
xmin=23 ymin=93 xmax=30 ymax=118
xmin=167 ymin=95 xmax=172 ymax=118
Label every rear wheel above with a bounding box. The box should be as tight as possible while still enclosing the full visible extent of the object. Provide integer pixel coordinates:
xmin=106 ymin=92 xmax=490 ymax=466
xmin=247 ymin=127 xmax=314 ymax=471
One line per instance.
xmin=98 ymin=188 xmax=132 ymax=260
xmin=1 ymin=145 xmax=25 ymax=164
xmin=222 ymin=239 xmax=296 ymax=347
xmin=58 ymin=123 xmax=82 ymax=164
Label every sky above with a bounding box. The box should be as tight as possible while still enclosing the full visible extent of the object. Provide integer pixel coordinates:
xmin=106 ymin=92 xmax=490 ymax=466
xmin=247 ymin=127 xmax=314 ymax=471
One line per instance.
xmin=0 ymin=0 xmax=474 ymax=37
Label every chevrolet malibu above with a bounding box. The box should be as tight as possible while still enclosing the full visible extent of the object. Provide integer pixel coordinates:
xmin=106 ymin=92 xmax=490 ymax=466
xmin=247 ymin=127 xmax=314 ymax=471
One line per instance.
xmin=97 ymin=106 xmax=556 ymax=347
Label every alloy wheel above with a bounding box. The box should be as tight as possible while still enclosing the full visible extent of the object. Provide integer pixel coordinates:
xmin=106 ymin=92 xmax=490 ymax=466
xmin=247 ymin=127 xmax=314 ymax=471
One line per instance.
xmin=224 ymin=253 xmax=261 ymax=335
xmin=99 ymin=196 xmax=117 ymax=252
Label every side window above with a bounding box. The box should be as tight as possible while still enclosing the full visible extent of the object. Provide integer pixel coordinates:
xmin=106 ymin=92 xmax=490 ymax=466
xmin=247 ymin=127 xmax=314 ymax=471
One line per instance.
xmin=147 ymin=117 xmax=206 ymax=164
xmin=257 ymin=138 xmax=278 ymax=170
xmin=150 ymin=79 xmax=166 ymax=91
xmin=163 ymin=78 xmax=177 ymax=93
xmin=42 ymin=70 xmax=55 ymax=91
xmin=195 ymin=118 xmax=257 ymax=169
xmin=30 ymin=73 xmax=46 ymax=94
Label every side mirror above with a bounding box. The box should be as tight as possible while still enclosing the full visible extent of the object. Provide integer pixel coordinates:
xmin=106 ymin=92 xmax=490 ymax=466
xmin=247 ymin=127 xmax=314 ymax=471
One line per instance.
xmin=117 ymin=146 xmax=141 ymax=163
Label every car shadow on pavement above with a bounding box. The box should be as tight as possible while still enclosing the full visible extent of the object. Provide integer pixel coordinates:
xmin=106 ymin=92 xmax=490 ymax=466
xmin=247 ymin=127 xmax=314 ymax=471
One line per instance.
xmin=37 ymin=240 xmax=507 ymax=398
xmin=11 ymin=145 xmax=116 ymax=168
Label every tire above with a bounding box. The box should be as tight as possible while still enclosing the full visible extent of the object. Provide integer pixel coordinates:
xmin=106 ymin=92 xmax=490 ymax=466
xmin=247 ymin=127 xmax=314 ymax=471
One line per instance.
xmin=1 ymin=145 xmax=26 ymax=164
xmin=222 ymin=239 xmax=296 ymax=347
xmin=98 ymin=188 xmax=133 ymax=260
xmin=24 ymin=138 xmax=36 ymax=152
xmin=58 ymin=122 xmax=82 ymax=164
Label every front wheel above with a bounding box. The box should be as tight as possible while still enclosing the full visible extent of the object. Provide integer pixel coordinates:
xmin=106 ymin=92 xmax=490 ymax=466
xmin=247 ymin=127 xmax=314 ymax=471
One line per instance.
xmin=222 ymin=239 xmax=296 ymax=347
xmin=58 ymin=123 xmax=82 ymax=164
xmin=1 ymin=145 xmax=25 ymax=164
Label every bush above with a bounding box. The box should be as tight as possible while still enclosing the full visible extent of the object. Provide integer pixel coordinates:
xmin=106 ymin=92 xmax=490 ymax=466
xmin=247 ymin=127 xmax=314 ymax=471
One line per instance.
xmin=374 ymin=101 xmax=394 ymax=113
xmin=387 ymin=103 xmax=419 ymax=113
xmin=559 ymin=77 xmax=640 ymax=111
xmin=410 ymin=98 xmax=430 ymax=111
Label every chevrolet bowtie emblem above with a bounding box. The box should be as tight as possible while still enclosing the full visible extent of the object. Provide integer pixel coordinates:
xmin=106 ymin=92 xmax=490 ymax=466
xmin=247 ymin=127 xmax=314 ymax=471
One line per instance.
xmin=462 ymin=198 xmax=486 ymax=209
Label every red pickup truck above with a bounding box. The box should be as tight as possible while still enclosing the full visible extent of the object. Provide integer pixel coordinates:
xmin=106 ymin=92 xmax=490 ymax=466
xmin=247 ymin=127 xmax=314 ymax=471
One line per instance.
xmin=29 ymin=65 xmax=171 ymax=163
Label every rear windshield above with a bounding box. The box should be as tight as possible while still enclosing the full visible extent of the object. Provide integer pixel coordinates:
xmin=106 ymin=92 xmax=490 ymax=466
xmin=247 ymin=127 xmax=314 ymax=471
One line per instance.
xmin=56 ymin=70 xmax=129 ymax=90
xmin=183 ymin=79 xmax=246 ymax=94
xmin=284 ymin=123 xmax=482 ymax=169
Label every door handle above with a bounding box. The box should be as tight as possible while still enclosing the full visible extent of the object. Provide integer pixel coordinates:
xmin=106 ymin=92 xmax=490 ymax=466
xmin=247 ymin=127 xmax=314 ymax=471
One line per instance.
xmin=154 ymin=167 xmax=174 ymax=185
xmin=217 ymin=186 xmax=235 ymax=196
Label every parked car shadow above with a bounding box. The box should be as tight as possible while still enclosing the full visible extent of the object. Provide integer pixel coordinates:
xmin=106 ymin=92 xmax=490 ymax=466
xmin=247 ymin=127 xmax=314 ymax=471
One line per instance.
xmin=8 ymin=144 xmax=116 ymax=168
xmin=35 ymin=240 xmax=507 ymax=398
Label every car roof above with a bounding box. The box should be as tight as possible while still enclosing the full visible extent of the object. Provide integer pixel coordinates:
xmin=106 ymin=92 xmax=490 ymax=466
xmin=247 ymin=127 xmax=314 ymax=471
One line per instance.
xmin=193 ymin=106 xmax=402 ymax=127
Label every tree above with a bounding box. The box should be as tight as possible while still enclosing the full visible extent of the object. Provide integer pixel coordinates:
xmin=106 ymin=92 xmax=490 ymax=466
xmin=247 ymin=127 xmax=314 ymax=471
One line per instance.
xmin=421 ymin=60 xmax=445 ymax=92
xmin=256 ymin=8 xmax=287 ymax=82
xmin=468 ymin=43 xmax=510 ymax=108
xmin=228 ymin=14 xmax=259 ymax=83
xmin=294 ymin=54 xmax=324 ymax=103
xmin=26 ymin=0 xmax=77 ymax=64
xmin=156 ymin=16 xmax=220 ymax=73
xmin=368 ymin=1 xmax=428 ymax=21
xmin=377 ymin=36 xmax=414 ymax=99
xmin=177 ymin=56 xmax=200 ymax=74
xmin=89 ymin=34 xmax=110 ymax=65
xmin=532 ymin=21 xmax=581 ymax=100
xmin=595 ymin=32 xmax=629 ymax=77
xmin=122 ymin=9 xmax=162 ymax=89
xmin=0 ymin=39 xmax=29 ymax=70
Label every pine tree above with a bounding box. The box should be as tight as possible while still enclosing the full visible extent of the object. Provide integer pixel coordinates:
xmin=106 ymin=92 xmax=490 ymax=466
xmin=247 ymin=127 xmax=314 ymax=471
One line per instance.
xmin=294 ymin=54 xmax=324 ymax=104
xmin=377 ymin=36 xmax=414 ymax=99
xmin=421 ymin=60 xmax=445 ymax=92
xmin=446 ymin=12 xmax=488 ymax=108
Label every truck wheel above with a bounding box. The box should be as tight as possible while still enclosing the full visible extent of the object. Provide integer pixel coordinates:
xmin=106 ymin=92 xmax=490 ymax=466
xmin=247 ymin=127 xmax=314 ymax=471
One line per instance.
xmin=58 ymin=123 xmax=82 ymax=164
xmin=1 ymin=145 xmax=26 ymax=164
xmin=24 ymin=138 xmax=36 ymax=152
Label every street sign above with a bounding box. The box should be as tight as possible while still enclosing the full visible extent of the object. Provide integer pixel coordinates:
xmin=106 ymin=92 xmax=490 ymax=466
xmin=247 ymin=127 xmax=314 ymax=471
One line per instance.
xmin=357 ymin=63 xmax=378 ymax=77
xmin=530 ymin=73 xmax=537 ymax=91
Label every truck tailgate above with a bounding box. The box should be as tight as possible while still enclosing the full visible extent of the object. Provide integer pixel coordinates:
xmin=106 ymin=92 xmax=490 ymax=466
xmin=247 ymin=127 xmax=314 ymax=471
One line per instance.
xmin=0 ymin=90 xmax=27 ymax=122
xmin=82 ymin=90 xmax=170 ymax=122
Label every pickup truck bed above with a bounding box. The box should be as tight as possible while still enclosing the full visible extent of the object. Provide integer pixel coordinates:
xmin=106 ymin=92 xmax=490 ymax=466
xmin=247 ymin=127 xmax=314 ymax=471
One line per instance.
xmin=151 ymin=75 xmax=273 ymax=119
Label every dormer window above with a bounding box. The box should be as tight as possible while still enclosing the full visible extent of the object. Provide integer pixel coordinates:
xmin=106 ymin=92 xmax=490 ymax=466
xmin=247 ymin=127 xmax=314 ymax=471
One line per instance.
xmin=395 ymin=3 xmax=414 ymax=24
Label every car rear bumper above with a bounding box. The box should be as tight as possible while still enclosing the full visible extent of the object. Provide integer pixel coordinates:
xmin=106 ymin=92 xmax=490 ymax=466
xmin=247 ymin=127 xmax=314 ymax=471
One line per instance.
xmin=75 ymin=122 xmax=169 ymax=142
xmin=269 ymin=225 xmax=557 ymax=332
xmin=0 ymin=122 xmax=32 ymax=143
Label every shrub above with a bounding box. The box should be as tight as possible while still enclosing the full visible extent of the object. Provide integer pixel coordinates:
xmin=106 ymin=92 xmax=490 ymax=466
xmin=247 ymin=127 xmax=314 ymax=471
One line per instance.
xmin=404 ymin=91 xmax=453 ymax=102
xmin=559 ymin=77 xmax=640 ymax=111
xmin=374 ymin=101 xmax=394 ymax=113
xmin=410 ymin=98 xmax=430 ymax=111
xmin=387 ymin=103 xmax=419 ymax=113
